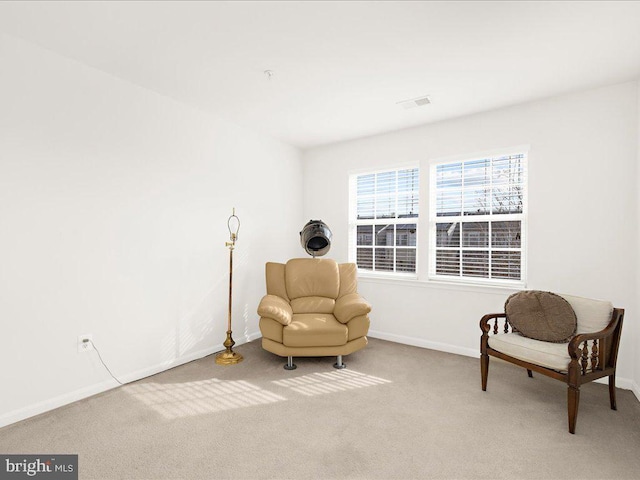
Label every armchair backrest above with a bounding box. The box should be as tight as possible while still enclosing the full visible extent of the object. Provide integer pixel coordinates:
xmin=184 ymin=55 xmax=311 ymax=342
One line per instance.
xmin=286 ymin=258 xmax=339 ymax=300
xmin=265 ymin=259 xmax=359 ymax=314
xmin=560 ymin=294 xmax=613 ymax=334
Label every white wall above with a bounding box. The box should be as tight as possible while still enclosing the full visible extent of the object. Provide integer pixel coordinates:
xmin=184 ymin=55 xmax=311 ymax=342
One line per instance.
xmin=0 ymin=34 xmax=303 ymax=427
xmin=303 ymin=81 xmax=639 ymax=390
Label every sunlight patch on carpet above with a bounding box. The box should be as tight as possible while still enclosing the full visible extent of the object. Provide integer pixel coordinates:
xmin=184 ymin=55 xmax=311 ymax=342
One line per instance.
xmin=125 ymin=379 xmax=286 ymax=419
xmin=271 ymin=369 xmax=391 ymax=396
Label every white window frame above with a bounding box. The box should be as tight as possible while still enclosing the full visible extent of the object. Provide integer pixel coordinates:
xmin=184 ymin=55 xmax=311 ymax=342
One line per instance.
xmin=428 ymin=150 xmax=527 ymax=287
xmin=349 ymin=166 xmax=419 ymax=278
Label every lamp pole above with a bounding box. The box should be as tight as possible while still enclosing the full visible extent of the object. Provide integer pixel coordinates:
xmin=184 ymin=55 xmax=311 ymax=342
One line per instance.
xmin=215 ymin=208 xmax=243 ymax=365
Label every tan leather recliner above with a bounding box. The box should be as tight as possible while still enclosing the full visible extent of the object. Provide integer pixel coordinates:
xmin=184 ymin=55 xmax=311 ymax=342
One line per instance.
xmin=257 ymin=258 xmax=371 ymax=370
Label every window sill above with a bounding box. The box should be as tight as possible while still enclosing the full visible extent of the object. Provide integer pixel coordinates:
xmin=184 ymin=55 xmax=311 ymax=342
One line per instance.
xmin=358 ymin=275 xmax=524 ymax=296
xmin=357 ymin=271 xmax=418 ymax=281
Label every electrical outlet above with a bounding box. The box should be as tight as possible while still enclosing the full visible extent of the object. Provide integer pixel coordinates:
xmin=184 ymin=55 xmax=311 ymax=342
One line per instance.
xmin=78 ymin=334 xmax=93 ymax=353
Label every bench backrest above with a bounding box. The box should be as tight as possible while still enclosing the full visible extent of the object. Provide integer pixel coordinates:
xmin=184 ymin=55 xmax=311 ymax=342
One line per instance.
xmin=560 ymin=294 xmax=613 ymax=334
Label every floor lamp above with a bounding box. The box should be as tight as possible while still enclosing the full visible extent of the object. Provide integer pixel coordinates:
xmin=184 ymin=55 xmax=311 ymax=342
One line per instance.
xmin=215 ymin=208 xmax=244 ymax=365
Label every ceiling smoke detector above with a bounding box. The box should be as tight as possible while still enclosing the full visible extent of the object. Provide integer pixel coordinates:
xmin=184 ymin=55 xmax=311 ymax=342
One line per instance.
xmin=396 ymin=95 xmax=431 ymax=110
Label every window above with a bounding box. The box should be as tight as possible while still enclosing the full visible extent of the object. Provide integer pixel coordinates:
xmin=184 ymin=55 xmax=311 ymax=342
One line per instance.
xmin=429 ymin=152 xmax=526 ymax=284
xmin=350 ymin=168 xmax=419 ymax=274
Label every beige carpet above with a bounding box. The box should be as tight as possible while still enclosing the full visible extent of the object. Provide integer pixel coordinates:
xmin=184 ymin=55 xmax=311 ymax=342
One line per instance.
xmin=1 ymin=338 xmax=639 ymax=479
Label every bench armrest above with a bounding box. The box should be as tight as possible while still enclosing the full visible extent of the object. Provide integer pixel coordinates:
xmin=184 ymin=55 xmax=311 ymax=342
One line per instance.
xmin=568 ymin=308 xmax=624 ymax=360
xmin=480 ymin=313 xmax=507 ymax=334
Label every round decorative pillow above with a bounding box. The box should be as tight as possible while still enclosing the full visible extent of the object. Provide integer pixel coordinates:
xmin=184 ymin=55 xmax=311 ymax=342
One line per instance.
xmin=505 ymin=291 xmax=577 ymax=343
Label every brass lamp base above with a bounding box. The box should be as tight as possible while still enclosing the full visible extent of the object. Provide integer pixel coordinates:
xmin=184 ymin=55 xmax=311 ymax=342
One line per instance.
xmin=215 ymin=350 xmax=243 ymax=365
xmin=215 ymin=331 xmax=243 ymax=365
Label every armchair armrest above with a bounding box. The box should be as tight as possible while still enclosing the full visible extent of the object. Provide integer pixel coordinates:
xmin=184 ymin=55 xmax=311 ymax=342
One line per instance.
xmin=334 ymin=293 xmax=371 ymax=324
xmin=257 ymin=295 xmax=293 ymax=326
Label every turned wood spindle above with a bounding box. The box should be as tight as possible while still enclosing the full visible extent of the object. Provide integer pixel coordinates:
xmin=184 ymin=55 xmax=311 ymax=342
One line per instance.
xmin=591 ymin=339 xmax=599 ymax=371
xmin=581 ymin=341 xmax=589 ymax=375
xmin=493 ymin=318 xmax=499 ymax=335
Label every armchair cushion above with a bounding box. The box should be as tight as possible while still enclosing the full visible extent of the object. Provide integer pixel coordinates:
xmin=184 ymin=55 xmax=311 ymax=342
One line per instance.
xmin=266 ymin=262 xmax=289 ymax=301
xmin=505 ymin=291 xmax=577 ymax=343
xmin=334 ymin=293 xmax=372 ymax=324
xmin=290 ymin=296 xmax=335 ymax=314
xmin=283 ymin=314 xmax=348 ymax=347
xmin=257 ymin=295 xmax=293 ymax=326
xmin=338 ymin=263 xmax=358 ymax=297
xmin=285 ymin=258 xmax=339 ymax=300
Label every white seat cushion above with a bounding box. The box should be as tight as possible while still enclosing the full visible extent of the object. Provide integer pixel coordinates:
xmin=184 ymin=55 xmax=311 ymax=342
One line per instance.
xmin=489 ymin=333 xmax=570 ymax=372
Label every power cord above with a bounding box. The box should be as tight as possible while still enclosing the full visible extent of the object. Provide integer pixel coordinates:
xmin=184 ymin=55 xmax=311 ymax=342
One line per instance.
xmin=84 ymin=339 xmax=125 ymax=386
xmin=83 ymin=338 xmax=218 ymax=387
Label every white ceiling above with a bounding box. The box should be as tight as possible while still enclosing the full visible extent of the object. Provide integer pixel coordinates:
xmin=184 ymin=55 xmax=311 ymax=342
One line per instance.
xmin=1 ymin=1 xmax=640 ymax=149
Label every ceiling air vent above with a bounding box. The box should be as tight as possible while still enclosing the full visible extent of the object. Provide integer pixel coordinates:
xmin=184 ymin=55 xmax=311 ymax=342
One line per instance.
xmin=396 ymin=95 xmax=431 ymax=110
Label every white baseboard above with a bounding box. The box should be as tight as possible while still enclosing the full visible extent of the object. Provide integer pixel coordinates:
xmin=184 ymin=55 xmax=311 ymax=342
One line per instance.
xmin=368 ymin=330 xmax=479 ymax=358
xmin=0 ymin=332 xmax=261 ymax=429
xmin=0 ymin=378 xmax=121 ymax=431
xmin=245 ymin=331 xmax=262 ymax=343
xmin=632 ymin=381 xmax=640 ymax=403
xmin=367 ymin=329 xmax=636 ymax=394
xmin=593 ymin=376 xmax=634 ymax=390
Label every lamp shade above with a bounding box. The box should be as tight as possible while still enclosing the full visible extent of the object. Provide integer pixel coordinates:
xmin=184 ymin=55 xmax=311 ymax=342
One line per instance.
xmin=300 ymin=219 xmax=332 ymax=257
